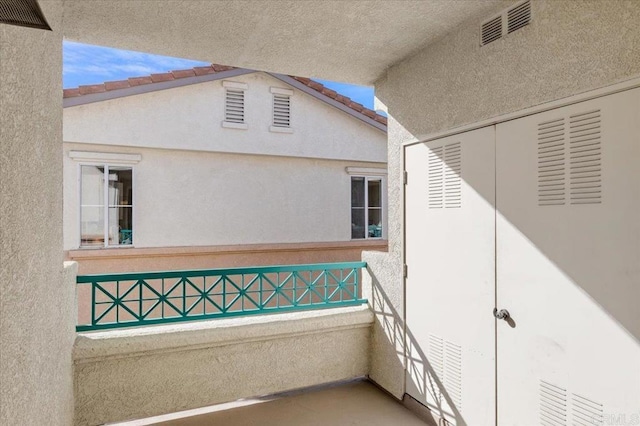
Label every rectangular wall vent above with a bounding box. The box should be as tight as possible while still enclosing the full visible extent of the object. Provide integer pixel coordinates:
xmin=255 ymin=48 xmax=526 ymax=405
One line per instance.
xmin=481 ymin=0 xmax=531 ymax=46
xmin=540 ymin=380 xmax=567 ymax=425
xmin=508 ymin=0 xmax=532 ymax=34
xmin=538 ymin=118 xmax=566 ymax=206
xmin=225 ymin=89 xmax=245 ymax=124
xmin=428 ymin=142 xmax=463 ymax=209
xmin=272 ymin=94 xmax=291 ymax=128
xmin=569 ymin=110 xmax=601 ymax=205
xmin=481 ymin=16 xmax=503 ymax=46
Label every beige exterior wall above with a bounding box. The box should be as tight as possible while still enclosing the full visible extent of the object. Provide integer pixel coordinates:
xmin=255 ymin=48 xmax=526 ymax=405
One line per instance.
xmin=63 ymin=143 xmax=387 ymax=252
xmin=370 ymin=0 xmax=640 ymax=398
xmin=73 ymin=306 xmax=373 ymax=425
xmin=67 ymin=240 xmax=387 ymax=274
xmin=0 ymin=3 xmax=75 ymax=423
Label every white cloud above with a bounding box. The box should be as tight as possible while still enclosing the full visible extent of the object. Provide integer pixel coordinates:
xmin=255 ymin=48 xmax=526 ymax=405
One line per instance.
xmin=63 ymin=41 xmax=209 ymax=88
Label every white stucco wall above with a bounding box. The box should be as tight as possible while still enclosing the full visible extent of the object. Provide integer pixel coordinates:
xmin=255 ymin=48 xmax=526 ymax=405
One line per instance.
xmin=370 ymin=0 xmax=640 ymax=399
xmin=63 ymin=143 xmax=386 ymax=250
xmin=73 ymin=306 xmax=373 ymax=425
xmin=63 ymin=72 xmax=387 ymax=251
xmin=0 ymin=4 xmax=75 ymax=424
xmin=63 ymin=72 xmax=386 ymax=163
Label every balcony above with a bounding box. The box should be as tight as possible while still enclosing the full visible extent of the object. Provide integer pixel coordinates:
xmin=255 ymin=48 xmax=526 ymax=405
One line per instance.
xmin=70 ymin=261 xmax=423 ymax=425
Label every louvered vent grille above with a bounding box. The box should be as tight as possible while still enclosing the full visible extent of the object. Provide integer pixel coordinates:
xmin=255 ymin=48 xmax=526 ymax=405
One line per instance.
xmin=429 ymin=334 xmax=463 ymax=412
xmin=508 ymin=0 xmax=532 ymax=34
xmin=540 ymin=380 xmax=567 ymax=426
xmin=428 ymin=143 xmax=462 ymax=209
xmin=569 ymin=110 xmax=601 ymax=205
xmin=273 ymin=94 xmax=291 ymax=128
xmin=0 ymin=0 xmax=51 ymax=30
xmin=571 ymin=393 xmax=603 ymax=426
xmin=225 ymin=89 xmax=245 ymax=124
xmin=444 ymin=142 xmax=462 ymax=208
xmin=481 ymin=16 xmax=503 ymax=45
xmin=538 ymin=118 xmax=566 ymax=206
xmin=428 ymin=147 xmax=444 ymax=208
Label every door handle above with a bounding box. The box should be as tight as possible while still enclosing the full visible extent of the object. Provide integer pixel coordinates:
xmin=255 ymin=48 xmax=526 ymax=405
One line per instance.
xmin=493 ymin=308 xmax=510 ymax=320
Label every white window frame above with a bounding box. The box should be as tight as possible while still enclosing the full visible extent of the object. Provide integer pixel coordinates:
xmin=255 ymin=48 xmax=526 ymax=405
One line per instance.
xmin=77 ymin=162 xmax=135 ymax=249
xmin=349 ymin=172 xmax=386 ymax=240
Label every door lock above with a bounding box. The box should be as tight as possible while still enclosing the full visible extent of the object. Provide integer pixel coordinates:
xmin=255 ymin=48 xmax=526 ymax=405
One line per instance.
xmin=493 ymin=308 xmax=510 ymax=320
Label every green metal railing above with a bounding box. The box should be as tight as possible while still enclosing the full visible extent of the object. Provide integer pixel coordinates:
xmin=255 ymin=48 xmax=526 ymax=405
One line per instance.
xmin=76 ymin=262 xmax=367 ymax=332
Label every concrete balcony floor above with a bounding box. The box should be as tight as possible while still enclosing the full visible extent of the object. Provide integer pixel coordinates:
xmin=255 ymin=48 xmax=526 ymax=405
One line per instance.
xmin=113 ymin=380 xmax=427 ymax=426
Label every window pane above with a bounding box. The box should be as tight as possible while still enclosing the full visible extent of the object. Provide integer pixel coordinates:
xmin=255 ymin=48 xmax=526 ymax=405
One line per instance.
xmin=80 ymin=166 xmax=105 ymax=247
xmin=80 ymin=206 xmax=105 ymax=247
xmin=108 ymin=167 xmax=132 ymax=207
xmin=368 ymin=179 xmax=381 ymax=208
xmin=108 ymin=207 xmax=133 ymax=245
xmin=351 ymin=208 xmax=365 ymax=239
xmin=368 ymin=208 xmax=382 ymax=238
xmin=351 ymin=177 xmax=365 ymax=208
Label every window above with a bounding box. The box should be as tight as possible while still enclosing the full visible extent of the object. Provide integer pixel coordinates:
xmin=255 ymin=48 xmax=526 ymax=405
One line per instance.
xmin=351 ymin=176 xmax=383 ymax=239
xmin=80 ymin=165 xmax=133 ymax=247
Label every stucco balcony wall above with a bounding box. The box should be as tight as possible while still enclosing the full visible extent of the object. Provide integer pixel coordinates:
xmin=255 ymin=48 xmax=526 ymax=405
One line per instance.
xmin=73 ymin=306 xmax=373 ymax=426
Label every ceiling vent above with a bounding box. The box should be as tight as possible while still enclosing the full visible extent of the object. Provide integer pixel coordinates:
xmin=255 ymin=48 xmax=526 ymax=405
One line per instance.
xmin=0 ymin=0 xmax=51 ymax=30
xmin=481 ymin=16 xmax=503 ymax=46
xmin=507 ymin=0 xmax=532 ymax=34
xmin=481 ymin=0 xmax=531 ymax=46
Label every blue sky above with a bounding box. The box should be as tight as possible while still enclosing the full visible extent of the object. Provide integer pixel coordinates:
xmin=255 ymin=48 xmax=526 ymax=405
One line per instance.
xmin=63 ymin=41 xmax=375 ymax=109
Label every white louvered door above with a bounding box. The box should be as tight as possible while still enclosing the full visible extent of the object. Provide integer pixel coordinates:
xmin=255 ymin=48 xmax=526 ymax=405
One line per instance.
xmin=404 ymin=126 xmax=496 ymax=426
xmin=495 ymin=88 xmax=640 ymax=425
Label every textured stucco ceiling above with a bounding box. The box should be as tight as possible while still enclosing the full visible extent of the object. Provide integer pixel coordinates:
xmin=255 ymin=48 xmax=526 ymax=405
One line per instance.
xmin=62 ymin=0 xmax=508 ymax=84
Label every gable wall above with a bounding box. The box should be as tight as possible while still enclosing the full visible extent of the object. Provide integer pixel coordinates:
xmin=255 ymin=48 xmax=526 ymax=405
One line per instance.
xmin=63 ymin=72 xmax=386 ymax=163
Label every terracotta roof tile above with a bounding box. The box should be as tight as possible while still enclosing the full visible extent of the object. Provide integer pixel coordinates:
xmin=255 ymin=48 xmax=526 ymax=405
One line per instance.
xmin=171 ymin=69 xmax=197 ymax=79
xmin=193 ymin=66 xmax=217 ymax=76
xmin=78 ymin=84 xmax=107 ymax=95
xmin=150 ymin=73 xmax=175 ymax=83
xmin=63 ymin=88 xmax=81 ymax=98
xmin=62 ymin=63 xmax=386 ymax=128
xmin=128 ymin=76 xmax=153 ymax=86
xmin=349 ymin=102 xmax=364 ymax=112
xmin=104 ymin=80 xmax=130 ymax=91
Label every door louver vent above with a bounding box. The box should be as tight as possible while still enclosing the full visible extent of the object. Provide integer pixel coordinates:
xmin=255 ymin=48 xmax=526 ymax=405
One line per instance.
xmin=428 ymin=334 xmax=463 ymax=412
xmin=539 ymin=380 xmax=567 ymax=425
xmin=428 ymin=142 xmax=462 ymax=209
xmin=0 ymin=0 xmax=51 ymax=30
xmin=507 ymin=0 xmax=532 ymax=34
xmin=569 ymin=110 xmax=601 ymax=205
xmin=444 ymin=142 xmax=462 ymax=208
xmin=428 ymin=146 xmax=444 ymax=208
xmin=225 ymin=89 xmax=245 ymax=124
xmin=273 ymin=94 xmax=291 ymax=128
xmin=571 ymin=393 xmax=603 ymax=426
xmin=538 ymin=118 xmax=566 ymax=206
xmin=481 ymin=16 xmax=503 ymax=46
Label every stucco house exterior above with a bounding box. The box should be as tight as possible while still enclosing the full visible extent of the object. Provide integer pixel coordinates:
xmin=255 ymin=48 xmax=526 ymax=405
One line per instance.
xmin=62 ymin=66 xmax=388 ymax=273
xmin=2 ymin=1 xmax=639 ymax=426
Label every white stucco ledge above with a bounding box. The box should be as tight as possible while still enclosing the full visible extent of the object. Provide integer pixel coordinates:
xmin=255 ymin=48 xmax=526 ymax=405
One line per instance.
xmin=73 ymin=305 xmax=373 ymax=363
